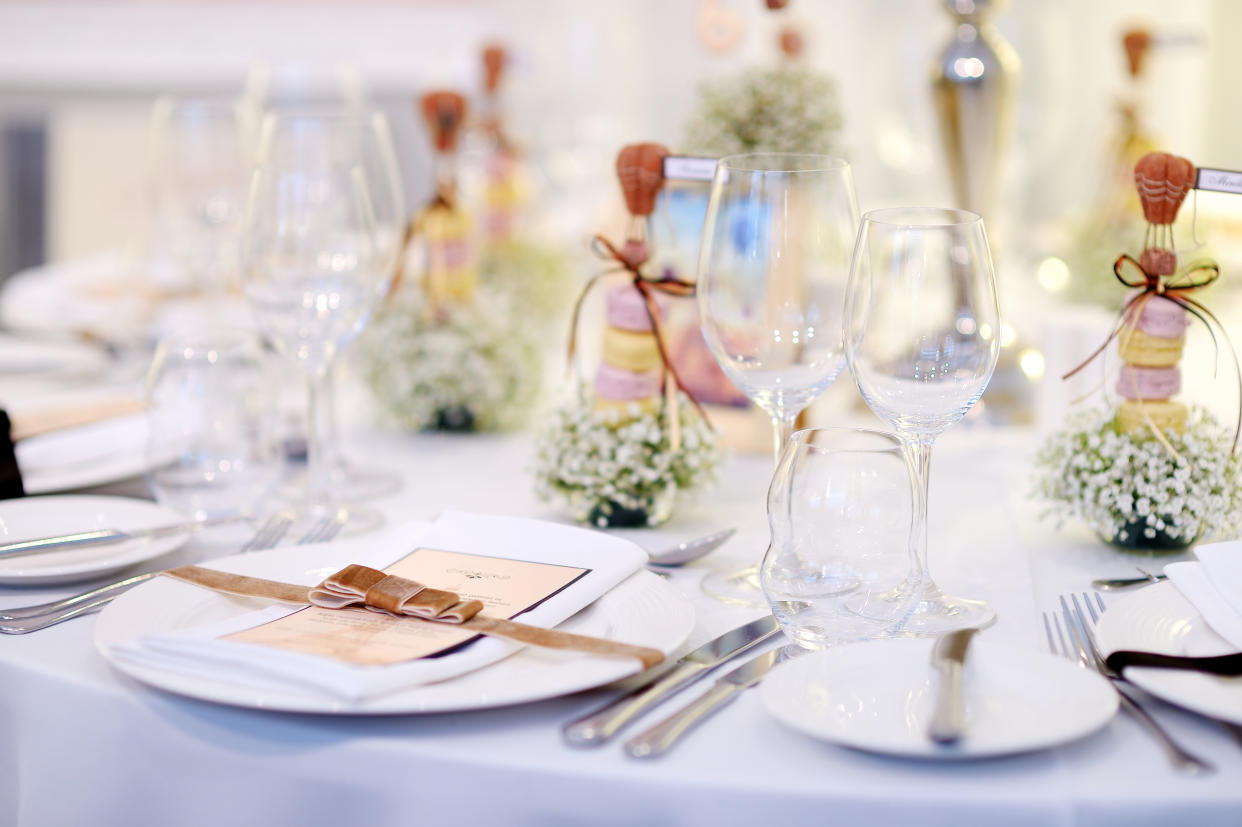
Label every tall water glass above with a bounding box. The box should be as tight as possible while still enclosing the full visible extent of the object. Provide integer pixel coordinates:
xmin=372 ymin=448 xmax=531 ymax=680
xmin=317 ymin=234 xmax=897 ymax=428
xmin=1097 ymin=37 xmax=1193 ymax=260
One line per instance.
xmin=760 ymin=428 xmax=921 ymax=648
xmin=240 ymin=140 xmax=385 ymax=530
xmin=844 ymin=208 xmax=1000 ymax=633
xmin=697 ymin=154 xmax=859 ymax=605
xmin=145 ymin=330 xmax=282 ymax=520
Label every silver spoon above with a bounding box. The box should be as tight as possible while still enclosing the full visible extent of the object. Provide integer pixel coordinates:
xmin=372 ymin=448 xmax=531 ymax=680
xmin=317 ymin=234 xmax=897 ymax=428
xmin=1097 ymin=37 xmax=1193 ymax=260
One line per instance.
xmin=646 ymin=528 xmax=736 ymax=568
xmin=1091 ymin=567 xmax=1167 ymax=591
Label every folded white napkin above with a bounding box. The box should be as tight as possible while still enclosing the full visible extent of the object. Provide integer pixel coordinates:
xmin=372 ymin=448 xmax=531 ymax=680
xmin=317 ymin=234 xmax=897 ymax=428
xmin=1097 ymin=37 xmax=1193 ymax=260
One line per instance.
xmin=15 ymin=413 xmax=147 ymax=473
xmin=1165 ymin=542 xmax=1242 ymax=650
xmin=109 ymin=512 xmax=648 ymax=701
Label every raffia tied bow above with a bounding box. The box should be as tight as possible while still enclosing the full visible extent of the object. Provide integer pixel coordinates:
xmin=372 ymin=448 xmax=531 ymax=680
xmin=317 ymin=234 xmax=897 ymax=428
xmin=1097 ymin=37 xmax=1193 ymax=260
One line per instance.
xmin=1062 ymin=253 xmax=1239 ymax=452
xmin=566 ymin=234 xmax=711 ymax=449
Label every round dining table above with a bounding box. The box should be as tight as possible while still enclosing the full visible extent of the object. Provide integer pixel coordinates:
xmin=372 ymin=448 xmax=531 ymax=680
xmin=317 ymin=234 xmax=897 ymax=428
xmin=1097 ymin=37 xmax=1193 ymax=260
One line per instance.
xmin=1 ymin=409 xmax=1240 ymax=827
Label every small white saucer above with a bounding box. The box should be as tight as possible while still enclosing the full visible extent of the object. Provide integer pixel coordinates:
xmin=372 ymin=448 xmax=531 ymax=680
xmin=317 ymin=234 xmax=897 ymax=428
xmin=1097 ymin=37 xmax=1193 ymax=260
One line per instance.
xmin=0 ymin=495 xmax=190 ymax=585
xmin=761 ymin=638 xmax=1117 ymax=759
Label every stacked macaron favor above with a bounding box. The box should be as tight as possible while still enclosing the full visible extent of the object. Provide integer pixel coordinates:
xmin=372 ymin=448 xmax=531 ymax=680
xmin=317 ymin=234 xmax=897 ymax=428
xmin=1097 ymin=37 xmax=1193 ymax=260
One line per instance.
xmin=1116 ymin=291 xmax=1188 ymax=434
xmin=594 ymin=284 xmax=666 ymax=418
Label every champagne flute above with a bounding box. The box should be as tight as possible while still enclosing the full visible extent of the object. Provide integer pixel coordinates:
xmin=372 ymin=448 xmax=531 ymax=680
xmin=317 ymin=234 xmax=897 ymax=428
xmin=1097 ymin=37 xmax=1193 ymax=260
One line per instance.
xmin=697 ymin=154 xmax=859 ymax=605
xmin=254 ymin=110 xmax=406 ymax=502
xmin=240 ymin=126 xmax=386 ymax=533
xmin=844 ymin=207 xmax=1000 ymax=633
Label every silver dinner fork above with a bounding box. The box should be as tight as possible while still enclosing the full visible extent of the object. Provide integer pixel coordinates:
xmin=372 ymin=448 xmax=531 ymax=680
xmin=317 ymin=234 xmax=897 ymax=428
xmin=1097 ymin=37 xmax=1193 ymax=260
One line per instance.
xmin=0 ymin=511 xmax=296 ymax=634
xmin=1043 ymin=592 xmax=1214 ymax=775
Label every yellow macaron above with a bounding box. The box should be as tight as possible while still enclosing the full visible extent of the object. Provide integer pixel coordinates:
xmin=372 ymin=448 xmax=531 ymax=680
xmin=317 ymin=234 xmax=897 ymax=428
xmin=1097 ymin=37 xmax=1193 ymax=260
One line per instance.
xmin=1117 ymin=329 xmax=1185 ymax=368
xmin=1118 ymin=399 xmax=1188 ymax=435
xmin=602 ymin=326 xmax=662 ymax=373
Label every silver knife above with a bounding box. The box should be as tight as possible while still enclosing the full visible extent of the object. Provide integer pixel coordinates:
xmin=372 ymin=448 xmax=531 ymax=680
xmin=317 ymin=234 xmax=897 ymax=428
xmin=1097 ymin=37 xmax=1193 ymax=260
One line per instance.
xmin=624 ymin=644 xmax=800 ymax=759
xmin=927 ymin=628 xmax=977 ymax=744
xmin=562 ymin=614 xmax=780 ymax=747
xmin=0 ymin=514 xmax=248 ymax=560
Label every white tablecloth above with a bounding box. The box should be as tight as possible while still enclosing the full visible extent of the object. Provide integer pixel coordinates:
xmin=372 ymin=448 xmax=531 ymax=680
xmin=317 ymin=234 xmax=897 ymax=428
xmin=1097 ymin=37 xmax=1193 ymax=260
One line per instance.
xmin=1 ymin=427 xmax=1240 ymax=827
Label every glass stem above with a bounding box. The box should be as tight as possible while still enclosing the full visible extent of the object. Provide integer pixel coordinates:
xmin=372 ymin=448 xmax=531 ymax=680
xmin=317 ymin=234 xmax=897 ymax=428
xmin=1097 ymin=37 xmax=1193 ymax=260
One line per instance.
xmin=770 ymin=409 xmax=799 ymax=466
xmin=321 ymin=365 xmax=342 ymax=475
xmin=905 ymin=436 xmax=935 ymax=597
xmin=305 ymin=368 xmax=334 ymax=513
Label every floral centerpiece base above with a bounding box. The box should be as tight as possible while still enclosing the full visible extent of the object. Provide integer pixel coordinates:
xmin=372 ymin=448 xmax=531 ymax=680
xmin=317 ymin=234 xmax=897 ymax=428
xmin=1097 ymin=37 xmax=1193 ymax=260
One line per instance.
xmin=1034 ymin=406 xmax=1242 ymax=553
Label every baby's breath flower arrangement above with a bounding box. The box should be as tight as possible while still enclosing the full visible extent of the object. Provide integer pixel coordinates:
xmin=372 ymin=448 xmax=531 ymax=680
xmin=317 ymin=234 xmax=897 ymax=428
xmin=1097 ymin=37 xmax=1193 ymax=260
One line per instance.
xmin=478 ymin=239 xmax=573 ymax=327
xmin=362 ymin=288 xmax=540 ymax=432
xmin=683 ymin=64 xmax=843 ymax=156
xmin=1034 ymin=406 xmax=1242 ymax=551
xmin=533 ymin=393 xmax=723 ymax=527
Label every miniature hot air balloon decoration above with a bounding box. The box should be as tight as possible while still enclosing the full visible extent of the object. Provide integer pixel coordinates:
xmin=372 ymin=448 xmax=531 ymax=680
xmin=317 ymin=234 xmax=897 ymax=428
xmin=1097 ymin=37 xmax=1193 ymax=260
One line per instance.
xmin=533 ymin=142 xmax=721 ymax=528
xmin=1035 ymin=151 xmax=1242 ymax=553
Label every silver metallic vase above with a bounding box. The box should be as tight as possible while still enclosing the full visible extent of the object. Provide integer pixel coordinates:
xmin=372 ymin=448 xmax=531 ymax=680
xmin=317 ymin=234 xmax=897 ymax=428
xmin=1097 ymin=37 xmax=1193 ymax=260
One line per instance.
xmin=931 ymin=0 xmax=1019 ymax=219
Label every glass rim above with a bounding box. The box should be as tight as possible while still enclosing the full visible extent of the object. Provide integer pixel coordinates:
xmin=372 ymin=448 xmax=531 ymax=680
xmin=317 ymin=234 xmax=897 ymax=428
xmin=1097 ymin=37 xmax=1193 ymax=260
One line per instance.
xmin=861 ymin=206 xmax=982 ymax=228
xmin=717 ymin=153 xmax=851 ymax=173
xmin=259 ymin=107 xmax=387 ymax=126
xmin=787 ymin=426 xmax=903 ymax=453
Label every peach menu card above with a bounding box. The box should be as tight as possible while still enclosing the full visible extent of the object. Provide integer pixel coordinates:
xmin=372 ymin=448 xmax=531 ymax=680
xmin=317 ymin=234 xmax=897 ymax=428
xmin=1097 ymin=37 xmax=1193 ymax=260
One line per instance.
xmin=224 ymin=548 xmax=589 ymax=666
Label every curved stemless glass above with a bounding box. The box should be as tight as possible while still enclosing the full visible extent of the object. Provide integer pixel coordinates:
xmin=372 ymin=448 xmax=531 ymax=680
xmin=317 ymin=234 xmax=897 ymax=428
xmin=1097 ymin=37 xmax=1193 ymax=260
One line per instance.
xmin=697 ymin=154 xmax=859 ymax=606
xmin=761 ymin=428 xmax=921 ymax=648
xmin=240 ymin=132 xmax=385 ymax=531
xmin=844 ymin=207 xmax=1000 ymax=633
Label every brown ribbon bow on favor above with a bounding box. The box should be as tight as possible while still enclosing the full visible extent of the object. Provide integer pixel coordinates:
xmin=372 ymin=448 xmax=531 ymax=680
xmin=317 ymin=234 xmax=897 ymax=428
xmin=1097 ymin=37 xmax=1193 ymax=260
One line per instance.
xmin=565 ymin=235 xmax=711 ymax=449
xmin=1062 ymin=253 xmax=1240 ymax=452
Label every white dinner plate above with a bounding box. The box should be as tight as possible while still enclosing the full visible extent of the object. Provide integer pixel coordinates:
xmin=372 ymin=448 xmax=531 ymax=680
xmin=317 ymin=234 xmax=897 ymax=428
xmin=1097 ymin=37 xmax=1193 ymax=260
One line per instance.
xmin=0 ymin=495 xmax=190 ymax=585
xmin=0 ymin=332 xmax=110 ymax=375
xmin=761 ymin=638 xmax=1118 ymax=759
xmin=95 ymin=542 xmax=696 ymax=714
xmin=1095 ymin=580 xmax=1242 ymax=726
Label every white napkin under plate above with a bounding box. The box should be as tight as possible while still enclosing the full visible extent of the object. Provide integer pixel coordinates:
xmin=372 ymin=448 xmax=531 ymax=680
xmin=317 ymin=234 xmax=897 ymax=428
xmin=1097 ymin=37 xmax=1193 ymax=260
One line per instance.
xmin=1165 ymin=542 xmax=1242 ymax=650
xmin=108 ymin=512 xmax=648 ymax=701
xmin=15 ymin=413 xmax=147 ymax=474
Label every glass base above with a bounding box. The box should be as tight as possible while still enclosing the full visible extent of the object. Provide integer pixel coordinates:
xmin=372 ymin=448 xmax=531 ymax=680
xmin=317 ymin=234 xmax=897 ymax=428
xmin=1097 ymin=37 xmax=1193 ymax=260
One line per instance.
xmin=891 ymin=579 xmax=996 ymax=636
xmin=268 ymin=500 xmax=386 ymax=541
xmin=700 ymin=563 xmax=768 ymax=608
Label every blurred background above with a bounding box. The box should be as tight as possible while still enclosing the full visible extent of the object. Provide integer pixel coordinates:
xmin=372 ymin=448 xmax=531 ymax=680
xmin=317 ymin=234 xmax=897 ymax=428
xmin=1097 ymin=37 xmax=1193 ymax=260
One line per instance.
xmin=0 ymin=0 xmax=1237 ymax=271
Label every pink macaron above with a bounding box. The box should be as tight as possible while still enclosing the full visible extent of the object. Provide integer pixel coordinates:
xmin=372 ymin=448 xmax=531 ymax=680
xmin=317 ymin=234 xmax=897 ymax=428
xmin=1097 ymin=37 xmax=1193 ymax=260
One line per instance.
xmin=605 ymin=284 xmax=667 ymax=333
xmin=1116 ymin=365 xmax=1181 ymax=400
xmin=1125 ymin=290 xmax=1189 ymax=339
xmin=595 ymin=361 xmax=663 ymax=401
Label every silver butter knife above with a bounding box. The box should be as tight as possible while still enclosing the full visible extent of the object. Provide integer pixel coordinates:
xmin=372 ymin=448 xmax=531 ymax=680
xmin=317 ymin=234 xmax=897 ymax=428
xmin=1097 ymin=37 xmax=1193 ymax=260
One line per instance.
xmin=928 ymin=628 xmax=977 ymax=745
xmin=625 ymin=644 xmax=801 ymax=759
xmin=563 ymin=614 xmax=779 ymax=747
xmin=0 ymin=514 xmax=248 ymax=560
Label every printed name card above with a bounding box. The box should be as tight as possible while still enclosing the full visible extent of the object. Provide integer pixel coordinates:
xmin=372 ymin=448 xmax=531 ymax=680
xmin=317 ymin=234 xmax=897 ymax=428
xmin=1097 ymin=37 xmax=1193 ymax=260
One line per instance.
xmin=225 ymin=548 xmax=589 ymax=666
xmin=1196 ymin=168 xmax=1242 ymax=195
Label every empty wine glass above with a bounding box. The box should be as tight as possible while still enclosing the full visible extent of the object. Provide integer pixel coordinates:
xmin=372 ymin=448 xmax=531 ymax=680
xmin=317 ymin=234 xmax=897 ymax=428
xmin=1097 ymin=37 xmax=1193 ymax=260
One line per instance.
xmin=241 ymin=119 xmax=387 ymax=533
xmin=254 ymin=109 xmax=407 ymax=503
xmin=697 ymin=154 xmax=859 ymax=605
xmin=844 ymin=207 xmax=1000 ymax=633
xmin=760 ymin=428 xmax=921 ymax=648
xmin=145 ymin=329 xmax=282 ymax=521
xmin=149 ymin=96 xmax=252 ymax=293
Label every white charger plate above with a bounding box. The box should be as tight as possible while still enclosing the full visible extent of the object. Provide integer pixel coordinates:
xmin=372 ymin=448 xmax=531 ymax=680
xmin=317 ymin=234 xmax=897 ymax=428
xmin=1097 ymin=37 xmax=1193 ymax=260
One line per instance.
xmin=0 ymin=332 xmax=109 ymax=375
xmin=94 ymin=542 xmax=696 ymax=714
xmin=1095 ymin=581 xmax=1242 ymax=726
xmin=0 ymin=495 xmax=190 ymax=585
xmin=761 ymin=638 xmax=1117 ymax=759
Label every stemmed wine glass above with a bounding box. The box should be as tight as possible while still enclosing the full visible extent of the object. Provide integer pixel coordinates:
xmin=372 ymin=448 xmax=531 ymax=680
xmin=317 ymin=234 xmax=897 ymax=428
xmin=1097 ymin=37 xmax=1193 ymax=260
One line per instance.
xmin=843 ymin=207 xmax=1000 ymax=633
xmin=240 ymin=114 xmax=388 ymax=533
xmin=252 ymin=110 xmax=406 ymax=505
xmin=697 ymin=154 xmax=859 ymax=605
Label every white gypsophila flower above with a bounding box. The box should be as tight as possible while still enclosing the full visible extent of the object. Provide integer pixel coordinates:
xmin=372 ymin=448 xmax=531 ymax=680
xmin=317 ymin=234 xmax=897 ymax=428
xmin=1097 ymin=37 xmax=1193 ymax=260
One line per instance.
xmin=361 ymin=285 xmax=541 ymax=431
xmin=1033 ymin=406 xmax=1242 ymax=545
xmin=532 ymin=392 xmax=724 ymax=527
xmin=683 ymin=63 xmax=844 ymax=156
